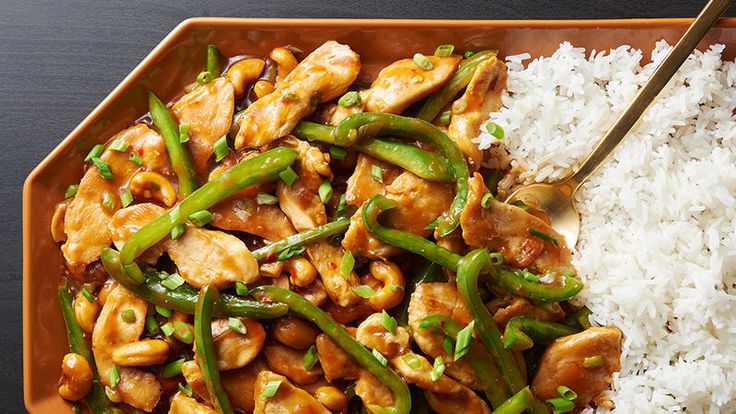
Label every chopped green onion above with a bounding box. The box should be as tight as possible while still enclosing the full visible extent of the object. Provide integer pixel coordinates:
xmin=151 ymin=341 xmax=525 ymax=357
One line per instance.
xmin=489 ymin=252 xmax=504 ymax=265
xmin=583 ymin=355 xmax=604 ymax=368
xmin=335 ymin=194 xmax=348 ymax=216
xmin=81 ymin=287 xmax=95 ymax=303
xmin=546 ymin=397 xmax=575 ymax=414
xmin=454 ymin=320 xmax=475 ymax=361
xmin=329 ymin=146 xmax=347 ymax=161
xmin=213 ymin=136 xmax=229 ymax=162
xmin=352 ymin=285 xmax=376 ymax=299
xmin=439 ymin=110 xmax=451 ymax=126
xmin=178 ymin=383 xmax=193 ymax=397
xmin=84 ymin=144 xmax=104 ymax=162
xmin=372 ymin=349 xmax=387 ymax=366
xmin=413 ymin=53 xmax=434 ymax=71
xmin=380 ymin=310 xmax=397 ymax=334
xmin=196 ymin=70 xmax=213 ymax=85
xmin=401 ymin=353 xmax=423 ymax=370
xmin=463 ymin=50 xmax=475 ymax=59
xmin=256 ymin=192 xmax=278 ymax=205
xmin=235 ymin=282 xmax=249 ymax=296
xmin=371 ymin=164 xmax=384 ymax=183
xmin=162 ymin=357 xmax=185 ymax=379
xmin=146 ymin=314 xmax=160 ymax=335
xmin=206 ymin=44 xmax=222 ymax=76
xmin=529 ymin=227 xmax=558 ymax=246
xmin=481 ymin=192 xmax=494 ymax=208
xmin=389 ymin=283 xmax=404 ymax=292
xmin=108 ymin=139 xmax=129 ymax=152
xmin=318 ymin=180 xmax=333 ymax=204
xmin=155 ymin=305 xmax=173 ymax=318
xmin=340 ymin=251 xmax=355 ymax=279
xmin=522 ymin=270 xmax=539 ymax=283
xmin=228 ymin=317 xmax=248 ymax=335
xmin=188 ymin=210 xmax=214 ymax=227
xmin=179 ymin=123 xmax=190 ymax=143
xmin=261 ymin=380 xmax=282 ymax=398
xmin=102 ymin=191 xmax=115 ymax=211
xmin=120 ymin=309 xmax=137 ymax=324
xmin=338 ymin=91 xmax=362 ymax=107
xmin=485 ymin=121 xmax=505 ymax=140
xmin=170 ymin=223 xmax=185 ymax=240
xmin=173 ymin=321 xmax=194 ymax=344
xmin=283 ymin=93 xmax=299 ymax=103
xmin=161 ymin=322 xmax=175 ymax=337
xmin=430 ymin=356 xmax=445 ymax=381
xmin=424 ymin=216 xmax=440 ymax=231
xmin=64 ymin=184 xmax=79 ymax=199
xmin=562 ymin=271 xmax=576 ymax=278
xmin=129 ymin=152 xmax=143 ymax=166
xmin=120 ymin=188 xmax=133 ymax=208
xmin=91 ymin=157 xmax=113 ymax=180
xmin=556 ymin=385 xmax=577 ymax=400
xmin=442 ymin=337 xmax=454 ymax=355
xmin=277 ymin=245 xmax=306 ymax=261
xmin=513 ymin=200 xmax=529 ymax=211
xmin=303 ymin=345 xmax=319 ymax=371
xmin=279 ymin=166 xmax=298 ymax=186
xmin=434 ymin=44 xmax=455 ymax=57
xmin=108 ymin=366 xmax=120 ymax=388
xmin=162 ymin=273 xmax=186 ymax=290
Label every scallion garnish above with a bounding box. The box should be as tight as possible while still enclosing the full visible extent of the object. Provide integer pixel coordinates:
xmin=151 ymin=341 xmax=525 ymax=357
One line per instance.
xmin=557 ymin=386 xmax=577 ymax=400
xmin=162 ymin=357 xmax=185 ymax=379
xmin=235 ymin=282 xmax=249 ymax=296
xmin=352 ymin=285 xmax=376 ymax=299
xmin=279 ymin=166 xmax=298 ymax=186
xmin=583 ymin=355 xmax=603 ymax=368
xmin=108 ymin=366 xmax=120 ymax=388
xmin=463 ymin=50 xmax=475 ymax=59
xmin=442 ymin=337 xmax=454 ymax=355
xmin=81 ymin=287 xmax=95 ymax=303
xmin=228 ymin=317 xmax=248 ymax=335
xmin=155 ymin=305 xmax=172 ymax=318
xmin=329 ymin=146 xmax=347 ymax=161
xmin=303 ymin=345 xmax=319 ymax=371
xmin=120 ymin=309 xmax=137 ymax=324
xmin=454 ymin=320 xmax=475 ymax=361
xmin=64 ymin=184 xmax=79 ymax=199
xmin=318 ymin=180 xmax=333 ymax=204
xmin=430 ymin=356 xmax=445 ymax=381
xmin=283 ymin=93 xmax=299 ymax=103
xmin=179 ymin=123 xmax=190 ymax=143
xmin=129 ymin=152 xmax=143 ymax=166
xmin=439 ymin=110 xmax=451 ymax=126
xmin=261 ymin=380 xmax=282 ymax=398
xmin=102 ymin=191 xmax=115 ymax=211
xmin=277 ymin=245 xmax=306 ymax=261
xmin=489 ymin=252 xmax=504 ymax=265
xmin=372 ymin=349 xmax=388 ymax=366
xmin=389 ymin=283 xmax=404 ymax=292
xmin=160 ymin=322 xmax=175 ymax=337
xmin=434 ymin=44 xmax=455 ymax=57
xmin=529 ymin=227 xmax=558 ymax=246
xmin=335 ymin=194 xmax=348 ymax=217
xmin=546 ymin=397 xmax=575 ymax=414
xmin=485 ymin=121 xmax=505 ymax=140
xmin=84 ymin=144 xmax=105 ymax=163
xmin=481 ymin=192 xmax=494 ymax=208
xmin=338 ymin=91 xmax=362 ymax=107
xmin=424 ymin=216 xmax=441 ymax=231
xmin=146 ymin=314 xmax=160 ymax=335
xmin=370 ymin=164 xmax=384 ymax=183
xmin=178 ymin=383 xmax=193 ymax=397
xmin=401 ymin=353 xmax=422 ymax=370
xmin=188 ymin=210 xmax=214 ymax=227
xmin=256 ymin=192 xmax=278 ymax=205
xmin=380 ymin=310 xmax=397 ymax=334
xmin=120 ymin=188 xmax=133 ymax=208
xmin=91 ymin=157 xmax=113 ymax=180
xmin=108 ymin=139 xmax=129 ymax=152
xmin=340 ymin=251 xmax=355 ymax=279
xmin=213 ymin=135 xmax=229 ymax=162
xmin=170 ymin=223 xmax=185 ymax=240
xmin=513 ymin=200 xmax=529 ymax=211
xmin=413 ymin=53 xmax=434 ymax=71
xmin=161 ymin=273 xmax=185 ymax=290
xmin=173 ymin=321 xmax=194 ymax=344
xmin=196 ymin=70 xmax=213 ymax=85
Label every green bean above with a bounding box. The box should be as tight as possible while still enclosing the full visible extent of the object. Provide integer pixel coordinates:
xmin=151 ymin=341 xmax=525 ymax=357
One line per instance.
xmin=119 ymin=147 xmax=298 ymax=281
xmin=101 ymin=248 xmax=288 ymax=319
xmin=492 ymin=387 xmax=537 ymax=414
xmin=148 ymin=92 xmax=198 ymax=198
xmin=563 ymin=306 xmax=592 ymax=330
xmin=292 ymin=121 xmax=453 ymax=182
xmin=194 ymin=285 xmax=233 ymax=414
xmin=59 ymin=281 xmax=115 ymax=414
xmin=417 ymin=50 xmax=495 ymax=122
xmin=481 ymin=269 xmax=583 ymax=303
xmin=420 ymin=315 xmax=510 ymax=408
xmin=251 ymin=219 xmax=350 ymax=262
xmin=502 ymin=317 xmax=580 ymax=350
xmin=251 ymin=286 xmax=411 ymax=414
xmin=206 ymin=44 xmax=223 ymax=76
xmin=332 ymin=113 xmax=469 ymax=237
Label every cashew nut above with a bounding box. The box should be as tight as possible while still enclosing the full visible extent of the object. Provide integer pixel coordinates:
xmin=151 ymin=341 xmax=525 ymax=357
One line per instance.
xmin=50 ymin=201 xmax=68 ymax=243
xmin=105 ymin=386 xmax=122 ymax=403
xmin=269 ymin=47 xmax=298 ymax=85
xmin=112 ymin=339 xmax=170 ymax=367
xmin=283 ymin=256 xmax=318 ymax=287
xmin=314 ymin=385 xmax=349 ymax=413
xmin=254 ymin=80 xmax=275 ymax=99
xmin=128 ymin=171 xmax=176 ymax=207
xmin=97 ymin=281 xmax=117 ymax=307
xmin=367 ymin=260 xmax=405 ymax=311
xmin=271 ymin=316 xmax=320 ymax=350
xmin=260 ymin=261 xmax=284 ymax=279
xmin=58 ymin=353 xmax=93 ymax=402
xmin=74 ymin=292 xmax=100 ymax=334
xmin=225 ymin=58 xmax=265 ymax=96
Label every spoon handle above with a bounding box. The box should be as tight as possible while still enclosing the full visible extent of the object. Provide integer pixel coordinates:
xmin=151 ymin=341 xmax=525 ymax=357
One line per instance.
xmin=569 ymin=0 xmax=732 ymax=188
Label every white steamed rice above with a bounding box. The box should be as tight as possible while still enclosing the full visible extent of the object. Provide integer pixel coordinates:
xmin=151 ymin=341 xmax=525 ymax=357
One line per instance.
xmin=477 ymin=41 xmax=736 ymax=413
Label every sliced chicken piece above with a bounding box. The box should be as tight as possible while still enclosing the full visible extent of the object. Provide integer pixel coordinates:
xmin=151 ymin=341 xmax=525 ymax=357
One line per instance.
xmin=109 ymin=203 xmax=166 ymax=265
xmin=314 ymin=101 xmax=364 ymax=127
xmin=210 ymin=317 xmax=265 ymax=370
xmin=169 ymin=392 xmax=216 ymax=414
xmin=210 ymin=197 xmax=296 ymax=242
xmin=92 ymin=285 xmax=160 ymax=411
xmin=253 ymin=371 xmax=330 ymax=414
xmin=264 ymin=342 xmax=324 ymax=385
xmin=172 ymin=77 xmax=235 ymax=177
xmin=532 ymin=327 xmax=622 ymax=407
xmin=235 ymin=41 xmax=361 ymax=149
xmin=361 ymin=55 xmax=461 ymax=114
xmin=166 ymin=226 xmax=260 ymax=289
xmin=293 ymin=278 xmax=328 ymax=306
xmin=342 ymin=171 xmax=454 ymax=260
xmin=355 ymin=313 xmax=410 ymax=359
xmin=344 ymin=154 xmax=401 ymax=207
xmin=306 ymin=241 xmax=360 ymax=307
xmin=324 ymin=299 xmax=374 ymax=325
xmin=460 ymin=173 xmax=574 ymax=274
xmin=490 ymin=295 xmax=566 ymax=327
xmin=63 ymin=124 xmax=164 ymax=274
xmin=407 ymin=282 xmax=482 ymax=390
xmin=183 ymin=358 xmax=269 ymax=413
xmin=315 ymin=333 xmax=361 ymax=382
xmin=391 ymin=353 xmax=491 ymax=414
xmin=448 ymin=57 xmax=507 ymax=170
xmin=355 ymin=370 xmax=394 ymax=413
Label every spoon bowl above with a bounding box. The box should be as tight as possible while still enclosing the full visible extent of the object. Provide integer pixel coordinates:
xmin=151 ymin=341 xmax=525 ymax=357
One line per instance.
xmin=506 ymin=181 xmax=580 ymax=248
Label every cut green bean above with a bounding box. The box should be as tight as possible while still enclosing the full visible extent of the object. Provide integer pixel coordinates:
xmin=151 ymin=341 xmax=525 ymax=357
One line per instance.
xmin=251 ymin=219 xmax=350 ymax=262
xmin=503 ymin=317 xmax=580 ymax=350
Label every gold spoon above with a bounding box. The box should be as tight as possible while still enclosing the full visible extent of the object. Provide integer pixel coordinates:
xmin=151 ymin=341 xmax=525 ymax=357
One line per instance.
xmin=506 ymin=0 xmax=733 ymax=247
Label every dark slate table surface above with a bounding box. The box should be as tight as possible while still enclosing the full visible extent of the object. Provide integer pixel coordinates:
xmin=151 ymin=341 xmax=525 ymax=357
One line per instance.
xmin=3 ymin=0 xmax=735 ymax=411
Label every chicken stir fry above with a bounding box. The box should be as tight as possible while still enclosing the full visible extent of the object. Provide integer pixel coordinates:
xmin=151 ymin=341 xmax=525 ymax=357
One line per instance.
xmin=53 ymin=41 xmax=622 ymax=414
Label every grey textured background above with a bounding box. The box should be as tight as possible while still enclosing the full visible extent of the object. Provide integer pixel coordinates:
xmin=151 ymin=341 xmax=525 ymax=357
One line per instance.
xmin=4 ymin=0 xmax=735 ymax=411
